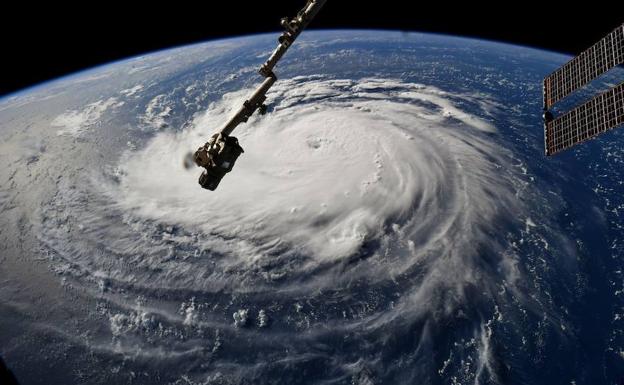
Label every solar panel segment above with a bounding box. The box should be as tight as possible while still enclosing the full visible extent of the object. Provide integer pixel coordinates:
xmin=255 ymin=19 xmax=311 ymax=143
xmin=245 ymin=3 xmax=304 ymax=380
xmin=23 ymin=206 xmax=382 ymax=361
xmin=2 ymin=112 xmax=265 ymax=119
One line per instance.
xmin=545 ymin=82 xmax=624 ymax=155
xmin=544 ymin=24 xmax=624 ymax=109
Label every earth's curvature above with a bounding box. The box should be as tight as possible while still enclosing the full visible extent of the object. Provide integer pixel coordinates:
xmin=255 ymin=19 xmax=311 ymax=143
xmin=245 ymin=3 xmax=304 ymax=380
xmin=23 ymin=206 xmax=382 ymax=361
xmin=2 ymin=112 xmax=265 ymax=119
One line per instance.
xmin=1 ymin=30 xmax=624 ymax=385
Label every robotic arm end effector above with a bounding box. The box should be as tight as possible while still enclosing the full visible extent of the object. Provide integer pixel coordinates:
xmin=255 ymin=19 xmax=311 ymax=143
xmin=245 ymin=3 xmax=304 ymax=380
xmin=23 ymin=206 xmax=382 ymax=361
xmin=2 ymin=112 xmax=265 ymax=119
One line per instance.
xmin=193 ymin=134 xmax=245 ymax=190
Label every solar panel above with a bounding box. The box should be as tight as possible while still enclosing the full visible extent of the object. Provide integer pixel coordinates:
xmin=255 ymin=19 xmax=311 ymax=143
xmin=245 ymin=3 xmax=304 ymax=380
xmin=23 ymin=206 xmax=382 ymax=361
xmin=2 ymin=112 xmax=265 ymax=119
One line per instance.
xmin=544 ymin=24 xmax=624 ymax=109
xmin=545 ymin=81 xmax=624 ymax=155
xmin=543 ymin=23 xmax=624 ymax=156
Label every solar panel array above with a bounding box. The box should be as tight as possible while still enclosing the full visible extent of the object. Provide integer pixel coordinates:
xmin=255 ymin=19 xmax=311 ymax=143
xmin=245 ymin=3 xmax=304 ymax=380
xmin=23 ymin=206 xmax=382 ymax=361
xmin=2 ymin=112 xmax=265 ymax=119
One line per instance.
xmin=543 ymin=24 xmax=624 ymax=109
xmin=543 ymin=23 xmax=624 ymax=156
xmin=545 ymin=81 xmax=624 ymax=155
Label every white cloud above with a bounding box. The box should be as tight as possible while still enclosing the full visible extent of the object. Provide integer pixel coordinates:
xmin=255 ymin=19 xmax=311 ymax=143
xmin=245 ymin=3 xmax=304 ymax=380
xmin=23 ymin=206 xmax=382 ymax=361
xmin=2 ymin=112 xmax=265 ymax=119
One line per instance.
xmin=106 ymin=76 xmax=518 ymax=298
xmin=52 ymin=97 xmax=119 ymax=137
xmin=120 ymin=84 xmax=143 ymax=97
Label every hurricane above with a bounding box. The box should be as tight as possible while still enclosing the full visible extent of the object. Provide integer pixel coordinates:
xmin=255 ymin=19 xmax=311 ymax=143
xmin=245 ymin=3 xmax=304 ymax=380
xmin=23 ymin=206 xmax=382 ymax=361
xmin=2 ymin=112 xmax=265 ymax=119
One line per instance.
xmin=31 ymin=74 xmax=562 ymax=384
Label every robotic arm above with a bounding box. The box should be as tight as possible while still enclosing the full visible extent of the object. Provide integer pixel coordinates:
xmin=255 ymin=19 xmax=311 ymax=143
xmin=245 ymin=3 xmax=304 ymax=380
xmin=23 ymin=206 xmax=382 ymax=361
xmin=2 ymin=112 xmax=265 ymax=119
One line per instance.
xmin=259 ymin=0 xmax=328 ymax=78
xmin=192 ymin=0 xmax=328 ymax=190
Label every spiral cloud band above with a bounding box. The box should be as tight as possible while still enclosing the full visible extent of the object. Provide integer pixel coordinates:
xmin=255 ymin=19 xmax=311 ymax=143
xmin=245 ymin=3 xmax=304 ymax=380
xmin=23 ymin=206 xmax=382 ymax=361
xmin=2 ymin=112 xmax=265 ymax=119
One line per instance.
xmin=112 ymin=76 xmax=514 ymax=285
xmin=40 ymin=76 xmax=529 ymax=383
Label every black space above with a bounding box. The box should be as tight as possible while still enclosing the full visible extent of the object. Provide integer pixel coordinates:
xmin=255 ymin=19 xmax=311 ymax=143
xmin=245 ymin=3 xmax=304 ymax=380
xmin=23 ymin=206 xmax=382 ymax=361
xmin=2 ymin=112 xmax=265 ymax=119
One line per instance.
xmin=1 ymin=1 xmax=621 ymax=97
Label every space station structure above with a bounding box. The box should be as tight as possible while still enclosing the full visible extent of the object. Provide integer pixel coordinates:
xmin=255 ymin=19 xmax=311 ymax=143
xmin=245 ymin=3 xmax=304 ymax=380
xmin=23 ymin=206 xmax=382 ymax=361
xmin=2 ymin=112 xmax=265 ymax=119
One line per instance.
xmin=542 ymin=23 xmax=624 ymax=156
xmin=192 ymin=0 xmax=328 ymax=190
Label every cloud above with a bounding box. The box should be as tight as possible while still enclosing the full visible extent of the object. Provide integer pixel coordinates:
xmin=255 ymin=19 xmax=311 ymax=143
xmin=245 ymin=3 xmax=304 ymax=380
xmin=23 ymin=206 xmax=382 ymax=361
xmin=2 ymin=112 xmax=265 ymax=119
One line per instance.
xmin=109 ymin=76 xmax=516 ymax=295
xmin=52 ymin=97 xmax=120 ymax=137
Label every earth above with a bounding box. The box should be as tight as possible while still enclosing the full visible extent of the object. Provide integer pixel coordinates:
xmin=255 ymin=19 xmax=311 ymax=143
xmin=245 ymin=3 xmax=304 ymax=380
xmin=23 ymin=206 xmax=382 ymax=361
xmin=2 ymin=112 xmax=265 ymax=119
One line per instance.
xmin=1 ymin=30 xmax=624 ymax=385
